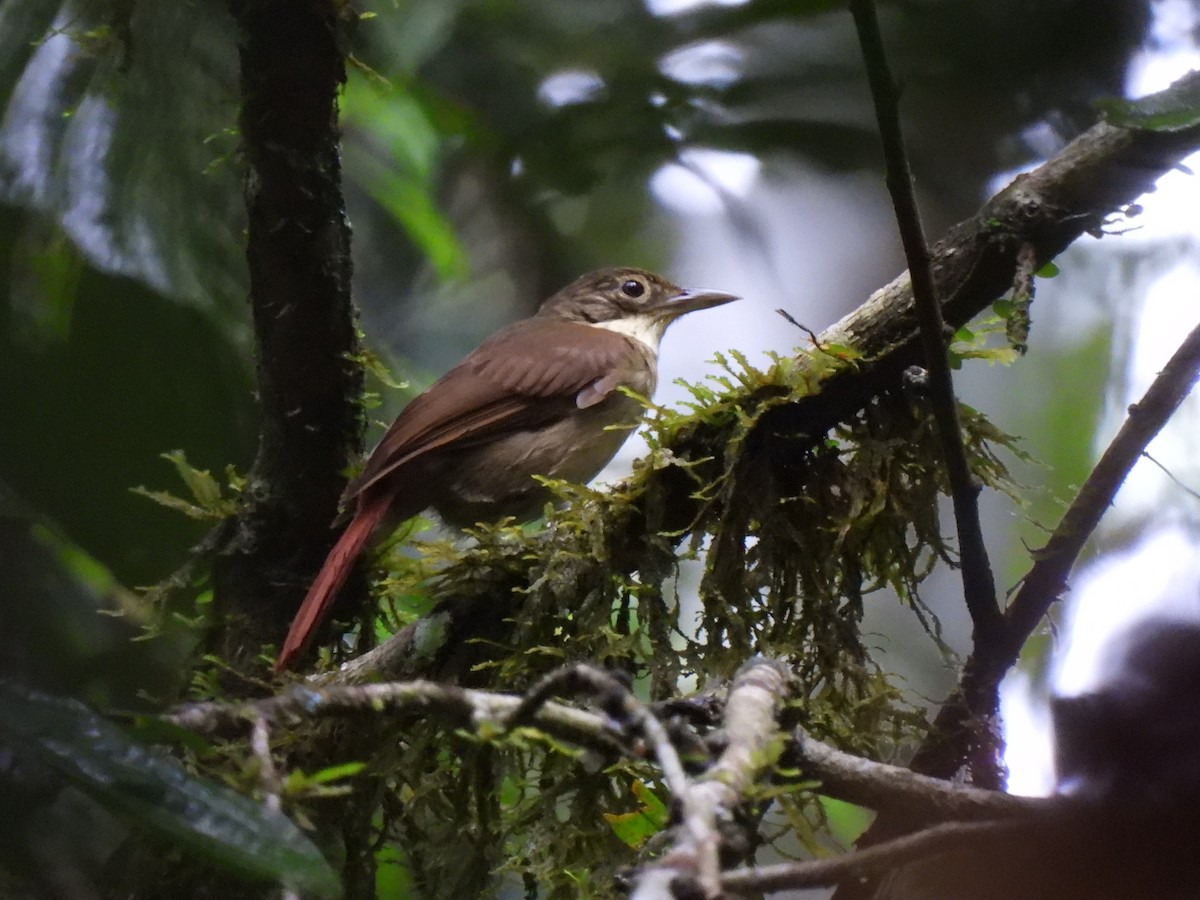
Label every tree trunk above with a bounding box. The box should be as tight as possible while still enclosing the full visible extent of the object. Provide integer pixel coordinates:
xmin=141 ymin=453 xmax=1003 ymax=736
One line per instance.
xmin=212 ymin=0 xmax=362 ymax=677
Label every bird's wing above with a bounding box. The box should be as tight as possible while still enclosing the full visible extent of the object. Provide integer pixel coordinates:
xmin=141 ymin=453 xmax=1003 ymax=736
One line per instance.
xmin=345 ymin=319 xmax=646 ymax=500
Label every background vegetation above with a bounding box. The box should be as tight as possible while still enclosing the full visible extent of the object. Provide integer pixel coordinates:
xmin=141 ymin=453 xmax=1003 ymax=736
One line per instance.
xmin=3 ymin=0 xmax=1198 ymax=897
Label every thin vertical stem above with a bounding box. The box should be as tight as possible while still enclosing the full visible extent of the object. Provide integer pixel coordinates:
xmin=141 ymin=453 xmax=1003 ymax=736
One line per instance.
xmin=849 ymin=0 xmax=1004 ymax=646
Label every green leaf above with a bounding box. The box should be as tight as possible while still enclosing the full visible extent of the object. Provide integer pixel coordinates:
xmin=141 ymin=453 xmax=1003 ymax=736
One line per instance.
xmin=1034 ymin=261 xmax=1060 ymax=278
xmin=955 ymin=346 xmax=1020 ymax=365
xmin=818 ymin=796 xmax=872 ymax=848
xmin=341 ymin=74 xmax=469 ymax=280
xmin=1095 ymin=76 xmax=1200 ymax=132
xmin=602 ymin=779 xmax=669 ymax=848
xmin=354 ymin=345 xmax=408 ymax=390
xmin=130 ymin=487 xmax=217 ymax=520
xmin=133 ymin=450 xmax=240 ymax=519
xmin=375 ymin=840 xmax=414 ymax=900
xmin=0 ymin=681 xmax=340 ymax=898
xmin=163 ymin=450 xmax=224 ymax=510
xmin=306 ymin=761 xmax=368 ymax=785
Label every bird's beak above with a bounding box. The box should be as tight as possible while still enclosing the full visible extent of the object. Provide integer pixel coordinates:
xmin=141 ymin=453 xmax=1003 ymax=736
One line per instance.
xmin=658 ymin=287 xmax=740 ymax=319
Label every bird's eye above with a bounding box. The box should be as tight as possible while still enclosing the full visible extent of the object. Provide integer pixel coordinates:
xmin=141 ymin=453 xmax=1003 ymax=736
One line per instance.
xmin=620 ymin=279 xmax=646 ymax=298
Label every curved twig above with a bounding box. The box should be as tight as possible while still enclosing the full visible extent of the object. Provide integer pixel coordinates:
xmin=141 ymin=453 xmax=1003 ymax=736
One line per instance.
xmin=630 ymin=658 xmax=791 ymax=900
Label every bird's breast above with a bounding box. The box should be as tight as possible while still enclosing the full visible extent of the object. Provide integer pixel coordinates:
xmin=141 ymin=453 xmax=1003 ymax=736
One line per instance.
xmin=431 ymin=389 xmax=648 ymax=527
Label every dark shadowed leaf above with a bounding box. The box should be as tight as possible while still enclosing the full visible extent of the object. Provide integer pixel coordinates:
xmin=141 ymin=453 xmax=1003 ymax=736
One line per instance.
xmin=0 ymin=0 xmax=246 ymax=313
xmin=0 ymin=682 xmax=340 ymax=898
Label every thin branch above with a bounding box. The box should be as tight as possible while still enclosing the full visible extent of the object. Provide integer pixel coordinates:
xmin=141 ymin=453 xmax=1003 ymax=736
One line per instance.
xmin=775 ymin=308 xmax=825 ymax=348
xmin=1141 ymin=450 xmax=1200 ymax=502
xmin=502 ymin=664 xmax=692 ymax=801
xmin=631 ymin=659 xmax=791 ymax=900
xmin=912 ymin=315 xmax=1200 ymax=777
xmin=164 ymin=679 xmax=627 ymax=756
xmin=253 ymin=718 xmax=302 ymax=900
xmin=792 ymin=729 xmax=1043 ymax=821
xmin=140 ymin=520 xmax=230 ymax=612
xmin=250 ymin=715 xmax=283 ymax=813
xmin=720 ymin=818 xmax=1031 ymax=894
xmin=849 ymin=0 xmax=1002 ymax=645
xmin=322 ymin=612 xmax=434 ymax=686
xmin=1006 ymin=315 xmax=1200 ymax=646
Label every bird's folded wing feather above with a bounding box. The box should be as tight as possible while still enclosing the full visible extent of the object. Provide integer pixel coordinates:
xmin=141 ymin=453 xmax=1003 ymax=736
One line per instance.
xmin=345 ymin=320 xmax=643 ymax=500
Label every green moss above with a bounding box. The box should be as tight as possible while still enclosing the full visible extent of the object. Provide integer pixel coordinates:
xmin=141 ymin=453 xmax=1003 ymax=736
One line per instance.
xmin=176 ymin=340 xmax=1027 ymax=897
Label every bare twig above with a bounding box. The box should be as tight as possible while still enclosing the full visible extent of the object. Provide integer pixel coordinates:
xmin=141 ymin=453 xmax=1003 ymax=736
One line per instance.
xmin=775 ymin=308 xmax=824 ymax=347
xmin=631 ymin=659 xmax=791 ymax=900
xmin=720 ymin=818 xmax=1031 ymax=894
xmin=253 ymin=716 xmax=302 ymax=900
xmin=502 ymin=664 xmax=692 ymax=800
xmin=250 ymin=715 xmax=284 ymax=813
xmin=849 ymin=0 xmax=1002 ymax=646
xmin=164 ymin=679 xmax=627 ymax=756
xmin=1141 ymin=451 xmax=1200 ymax=502
xmin=792 ymin=729 xmax=1042 ymax=821
xmin=912 ymin=315 xmax=1200 ymax=777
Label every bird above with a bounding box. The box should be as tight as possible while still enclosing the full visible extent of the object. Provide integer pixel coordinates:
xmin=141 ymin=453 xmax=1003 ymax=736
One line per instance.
xmin=274 ymin=266 xmax=738 ymax=672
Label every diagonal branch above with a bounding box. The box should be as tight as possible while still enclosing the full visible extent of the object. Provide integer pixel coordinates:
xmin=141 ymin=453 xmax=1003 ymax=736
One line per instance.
xmin=791 ymin=728 xmax=1040 ymax=821
xmin=849 ymin=0 xmax=1002 ymax=646
xmin=1006 ymin=316 xmax=1200 ymax=639
xmin=719 ymin=818 xmax=1033 ymax=894
xmin=911 ymin=314 xmax=1200 ymax=778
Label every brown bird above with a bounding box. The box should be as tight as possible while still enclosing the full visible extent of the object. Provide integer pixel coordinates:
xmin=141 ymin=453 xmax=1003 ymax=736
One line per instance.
xmin=275 ymin=267 xmax=738 ymax=671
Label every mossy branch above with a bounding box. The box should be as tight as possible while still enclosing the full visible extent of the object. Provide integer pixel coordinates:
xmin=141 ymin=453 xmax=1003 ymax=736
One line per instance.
xmin=324 ymin=69 xmax=1200 ymax=696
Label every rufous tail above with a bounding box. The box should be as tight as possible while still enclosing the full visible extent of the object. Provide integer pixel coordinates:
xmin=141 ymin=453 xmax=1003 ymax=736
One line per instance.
xmin=274 ymin=492 xmax=392 ymax=673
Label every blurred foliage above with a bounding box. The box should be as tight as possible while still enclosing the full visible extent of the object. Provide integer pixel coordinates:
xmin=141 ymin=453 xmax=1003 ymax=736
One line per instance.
xmin=347 ymin=0 xmax=1149 ymax=373
xmin=0 ymin=681 xmax=339 ymax=898
xmin=0 ymin=0 xmax=1161 ymax=895
xmin=0 ymin=0 xmax=246 ymax=313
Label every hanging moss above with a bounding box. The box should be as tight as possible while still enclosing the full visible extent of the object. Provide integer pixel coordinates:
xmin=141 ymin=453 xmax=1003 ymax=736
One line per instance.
xmin=176 ymin=339 xmax=1027 ymax=898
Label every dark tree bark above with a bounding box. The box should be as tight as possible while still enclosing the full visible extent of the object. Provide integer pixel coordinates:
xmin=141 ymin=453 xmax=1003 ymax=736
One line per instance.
xmin=211 ymin=0 xmax=361 ymax=676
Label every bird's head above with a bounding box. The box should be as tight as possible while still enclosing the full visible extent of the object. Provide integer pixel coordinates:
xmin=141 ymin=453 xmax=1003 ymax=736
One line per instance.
xmin=537 ymin=267 xmax=738 ymax=348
